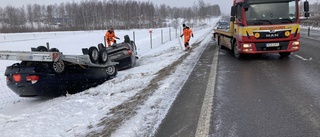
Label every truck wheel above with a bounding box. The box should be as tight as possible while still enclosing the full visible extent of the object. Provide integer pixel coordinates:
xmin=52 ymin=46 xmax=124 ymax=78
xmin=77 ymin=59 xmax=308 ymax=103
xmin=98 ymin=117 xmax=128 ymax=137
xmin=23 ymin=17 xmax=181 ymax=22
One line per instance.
xmin=99 ymin=48 xmax=108 ymax=64
xmin=279 ymin=52 xmax=291 ymax=57
xmin=52 ymin=60 xmax=65 ymax=74
xmin=89 ymin=46 xmax=99 ymax=63
xmin=233 ymin=42 xmax=242 ymax=59
xmin=217 ymin=35 xmax=222 ymax=49
xmin=106 ymin=65 xmax=117 ymax=78
xmin=36 ymin=46 xmax=48 ymax=51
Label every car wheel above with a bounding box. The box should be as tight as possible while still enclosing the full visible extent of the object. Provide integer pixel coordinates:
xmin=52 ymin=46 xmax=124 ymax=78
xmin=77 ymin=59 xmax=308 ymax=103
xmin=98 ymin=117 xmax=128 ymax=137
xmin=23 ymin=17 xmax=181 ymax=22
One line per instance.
xmin=124 ymin=35 xmax=130 ymax=43
xmin=52 ymin=60 xmax=65 ymax=74
xmin=98 ymin=43 xmax=105 ymax=51
xmin=49 ymin=48 xmax=59 ymax=52
xmin=36 ymin=46 xmax=48 ymax=51
xmin=88 ymin=46 xmax=99 ymax=63
xmin=106 ymin=65 xmax=117 ymax=78
xmin=99 ymin=48 xmax=108 ymax=64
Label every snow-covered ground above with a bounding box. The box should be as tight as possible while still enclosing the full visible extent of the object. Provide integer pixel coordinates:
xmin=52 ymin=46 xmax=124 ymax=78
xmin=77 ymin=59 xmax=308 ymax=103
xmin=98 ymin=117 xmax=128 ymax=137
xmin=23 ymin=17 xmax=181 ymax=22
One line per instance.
xmin=0 ymin=18 xmax=219 ymax=137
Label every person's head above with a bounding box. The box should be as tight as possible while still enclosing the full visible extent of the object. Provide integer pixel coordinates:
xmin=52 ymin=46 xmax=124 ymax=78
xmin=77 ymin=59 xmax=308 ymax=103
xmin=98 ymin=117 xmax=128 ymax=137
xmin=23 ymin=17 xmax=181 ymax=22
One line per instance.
xmin=110 ymin=27 xmax=114 ymax=31
xmin=182 ymin=24 xmax=186 ymax=28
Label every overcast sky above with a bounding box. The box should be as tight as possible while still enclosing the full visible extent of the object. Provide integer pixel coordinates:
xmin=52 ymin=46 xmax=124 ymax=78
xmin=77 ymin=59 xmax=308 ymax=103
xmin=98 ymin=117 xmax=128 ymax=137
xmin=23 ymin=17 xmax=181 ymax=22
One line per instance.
xmin=0 ymin=0 xmax=318 ymax=14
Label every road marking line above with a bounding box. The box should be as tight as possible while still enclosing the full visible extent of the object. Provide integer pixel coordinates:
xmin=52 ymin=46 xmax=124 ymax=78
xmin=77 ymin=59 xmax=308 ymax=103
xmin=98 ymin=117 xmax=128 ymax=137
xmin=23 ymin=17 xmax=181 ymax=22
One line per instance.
xmin=294 ymin=54 xmax=308 ymax=61
xmin=195 ymin=45 xmax=219 ymax=137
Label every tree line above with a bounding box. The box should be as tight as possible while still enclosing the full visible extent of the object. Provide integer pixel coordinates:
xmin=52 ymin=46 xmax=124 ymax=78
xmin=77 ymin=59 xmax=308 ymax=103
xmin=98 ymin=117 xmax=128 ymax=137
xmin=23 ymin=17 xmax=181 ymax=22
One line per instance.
xmin=0 ymin=0 xmax=221 ymax=33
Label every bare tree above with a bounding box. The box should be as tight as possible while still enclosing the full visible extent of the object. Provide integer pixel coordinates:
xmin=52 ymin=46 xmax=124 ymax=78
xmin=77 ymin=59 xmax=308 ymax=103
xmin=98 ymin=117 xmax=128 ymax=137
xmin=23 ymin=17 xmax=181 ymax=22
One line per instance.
xmin=0 ymin=0 xmax=221 ymax=32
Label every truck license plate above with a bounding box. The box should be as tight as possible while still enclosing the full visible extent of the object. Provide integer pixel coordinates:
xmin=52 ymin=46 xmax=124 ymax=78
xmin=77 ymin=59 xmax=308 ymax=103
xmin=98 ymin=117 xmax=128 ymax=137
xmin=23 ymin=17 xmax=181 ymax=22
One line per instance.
xmin=266 ymin=43 xmax=280 ymax=47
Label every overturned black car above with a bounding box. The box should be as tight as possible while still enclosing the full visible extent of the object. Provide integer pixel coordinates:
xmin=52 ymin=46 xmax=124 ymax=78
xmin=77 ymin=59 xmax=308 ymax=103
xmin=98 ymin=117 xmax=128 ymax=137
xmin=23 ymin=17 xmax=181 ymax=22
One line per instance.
xmin=2 ymin=45 xmax=118 ymax=97
xmin=100 ymin=35 xmax=138 ymax=70
xmin=5 ymin=61 xmax=117 ymax=97
xmin=2 ymin=35 xmax=137 ymax=97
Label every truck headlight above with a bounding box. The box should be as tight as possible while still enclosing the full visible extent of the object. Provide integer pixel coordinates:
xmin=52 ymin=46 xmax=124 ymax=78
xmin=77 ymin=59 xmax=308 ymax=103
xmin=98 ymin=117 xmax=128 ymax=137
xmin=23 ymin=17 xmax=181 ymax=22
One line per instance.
xmin=243 ymin=44 xmax=252 ymax=48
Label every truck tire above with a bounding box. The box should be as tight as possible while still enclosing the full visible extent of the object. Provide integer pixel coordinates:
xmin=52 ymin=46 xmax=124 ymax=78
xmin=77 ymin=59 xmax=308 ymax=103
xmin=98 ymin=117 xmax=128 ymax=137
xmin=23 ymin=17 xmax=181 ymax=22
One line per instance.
xmin=217 ymin=35 xmax=222 ymax=49
xmin=51 ymin=60 xmax=65 ymax=74
xmin=89 ymin=46 xmax=99 ymax=63
xmin=36 ymin=46 xmax=48 ymax=51
xmin=233 ymin=41 xmax=242 ymax=59
xmin=99 ymin=48 xmax=108 ymax=64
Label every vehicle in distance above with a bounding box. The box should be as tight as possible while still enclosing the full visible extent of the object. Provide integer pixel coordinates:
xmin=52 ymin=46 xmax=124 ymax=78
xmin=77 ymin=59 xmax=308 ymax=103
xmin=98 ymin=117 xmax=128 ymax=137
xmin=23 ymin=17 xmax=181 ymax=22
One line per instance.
xmin=216 ymin=21 xmax=230 ymax=29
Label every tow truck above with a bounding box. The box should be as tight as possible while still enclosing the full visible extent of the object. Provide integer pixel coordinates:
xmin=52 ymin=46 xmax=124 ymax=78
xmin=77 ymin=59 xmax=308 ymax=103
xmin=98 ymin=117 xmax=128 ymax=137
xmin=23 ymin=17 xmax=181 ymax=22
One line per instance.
xmin=213 ymin=0 xmax=310 ymax=58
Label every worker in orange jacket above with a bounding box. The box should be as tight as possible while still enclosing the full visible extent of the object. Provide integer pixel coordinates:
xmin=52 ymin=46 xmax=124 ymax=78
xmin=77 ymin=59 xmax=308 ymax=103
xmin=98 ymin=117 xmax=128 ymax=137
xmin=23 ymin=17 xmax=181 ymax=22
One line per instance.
xmin=180 ymin=24 xmax=193 ymax=50
xmin=105 ymin=27 xmax=120 ymax=47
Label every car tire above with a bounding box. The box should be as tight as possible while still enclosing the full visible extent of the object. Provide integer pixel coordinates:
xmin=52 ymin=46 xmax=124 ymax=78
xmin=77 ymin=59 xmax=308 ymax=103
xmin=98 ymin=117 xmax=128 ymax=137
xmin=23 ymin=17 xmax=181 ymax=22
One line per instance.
xmin=124 ymin=35 xmax=130 ymax=43
xmin=106 ymin=65 xmax=117 ymax=78
xmin=88 ymin=46 xmax=99 ymax=64
xmin=98 ymin=43 xmax=105 ymax=51
xmin=51 ymin=60 xmax=65 ymax=74
xmin=36 ymin=46 xmax=48 ymax=51
xmin=49 ymin=48 xmax=60 ymax=52
xmin=99 ymin=48 xmax=108 ymax=64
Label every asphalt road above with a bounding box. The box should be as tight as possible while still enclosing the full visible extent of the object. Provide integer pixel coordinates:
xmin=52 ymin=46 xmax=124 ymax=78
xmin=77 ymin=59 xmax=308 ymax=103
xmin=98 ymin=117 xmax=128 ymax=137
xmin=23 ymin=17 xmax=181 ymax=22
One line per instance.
xmin=211 ymin=31 xmax=320 ymax=136
xmin=154 ymin=40 xmax=217 ymax=137
xmin=154 ymin=29 xmax=320 ymax=137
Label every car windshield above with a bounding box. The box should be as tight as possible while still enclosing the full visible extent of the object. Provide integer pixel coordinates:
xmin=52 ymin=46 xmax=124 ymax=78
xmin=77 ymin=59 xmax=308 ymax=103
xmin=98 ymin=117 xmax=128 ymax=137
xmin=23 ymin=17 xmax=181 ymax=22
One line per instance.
xmin=219 ymin=22 xmax=229 ymax=25
xmin=245 ymin=1 xmax=297 ymax=25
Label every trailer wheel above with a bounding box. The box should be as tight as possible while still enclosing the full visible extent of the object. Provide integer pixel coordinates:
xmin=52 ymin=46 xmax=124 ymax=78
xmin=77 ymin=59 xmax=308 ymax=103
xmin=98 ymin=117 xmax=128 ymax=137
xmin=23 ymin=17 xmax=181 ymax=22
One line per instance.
xmin=106 ymin=65 xmax=117 ymax=78
xmin=52 ymin=60 xmax=65 ymax=74
xmin=88 ymin=46 xmax=99 ymax=63
xmin=99 ymin=48 xmax=108 ymax=64
xmin=233 ymin=42 xmax=242 ymax=59
xmin=36 ymin=46 xmax=48 ymax=51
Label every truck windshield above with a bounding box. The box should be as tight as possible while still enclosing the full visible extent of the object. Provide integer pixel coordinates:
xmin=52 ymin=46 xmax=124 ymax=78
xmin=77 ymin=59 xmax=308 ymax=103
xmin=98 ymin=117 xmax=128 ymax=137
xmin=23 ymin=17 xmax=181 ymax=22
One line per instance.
xmin=245 ymin=1 xmax=297 ymax=25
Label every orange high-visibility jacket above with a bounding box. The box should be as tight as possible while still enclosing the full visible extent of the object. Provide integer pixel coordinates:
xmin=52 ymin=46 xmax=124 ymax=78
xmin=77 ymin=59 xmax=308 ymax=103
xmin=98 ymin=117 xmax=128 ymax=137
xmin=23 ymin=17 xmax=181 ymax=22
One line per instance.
xmin=182 ymin=27 xmax=193 ymax=44
xmin=105 ymin=30 xmax=117 ymax=42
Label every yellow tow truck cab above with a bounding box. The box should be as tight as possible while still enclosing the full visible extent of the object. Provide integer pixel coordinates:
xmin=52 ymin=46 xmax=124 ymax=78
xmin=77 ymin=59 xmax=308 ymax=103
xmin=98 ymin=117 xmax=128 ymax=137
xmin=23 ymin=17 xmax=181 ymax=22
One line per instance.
xmin=213 ymin=0 xmax=310 ymax=58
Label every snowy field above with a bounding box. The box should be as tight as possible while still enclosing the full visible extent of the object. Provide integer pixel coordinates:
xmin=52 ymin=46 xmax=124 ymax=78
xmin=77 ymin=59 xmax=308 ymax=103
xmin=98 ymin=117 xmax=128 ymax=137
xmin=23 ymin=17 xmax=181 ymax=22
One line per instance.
xmin=0 ymin=18 xmax=219 ymax=137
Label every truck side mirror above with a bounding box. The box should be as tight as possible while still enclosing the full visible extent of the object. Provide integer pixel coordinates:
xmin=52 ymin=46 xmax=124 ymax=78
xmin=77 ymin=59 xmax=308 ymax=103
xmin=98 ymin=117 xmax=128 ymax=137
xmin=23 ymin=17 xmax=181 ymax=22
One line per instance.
xmin=230 ymin=17 xmax=235 ymax=22
xmin=304 ymin=0 xmax=310 ymax=18
xmin=231 ymin=6 xmax=236 ymax=17
xmin=304 ymin=1 xmax=309 ymax=12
